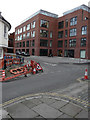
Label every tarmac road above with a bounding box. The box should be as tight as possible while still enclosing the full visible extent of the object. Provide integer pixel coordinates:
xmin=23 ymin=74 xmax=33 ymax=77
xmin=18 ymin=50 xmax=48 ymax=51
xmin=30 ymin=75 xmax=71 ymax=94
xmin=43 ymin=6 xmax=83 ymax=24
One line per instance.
xmin=2 ymin=57 xmax=87 ymax=103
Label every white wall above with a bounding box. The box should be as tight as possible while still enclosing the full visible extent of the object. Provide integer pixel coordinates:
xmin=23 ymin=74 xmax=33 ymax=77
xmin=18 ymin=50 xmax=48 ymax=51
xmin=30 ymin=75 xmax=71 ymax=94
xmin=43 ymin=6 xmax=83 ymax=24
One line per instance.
xmin=0 ymin=20 xmax=8 ymax=48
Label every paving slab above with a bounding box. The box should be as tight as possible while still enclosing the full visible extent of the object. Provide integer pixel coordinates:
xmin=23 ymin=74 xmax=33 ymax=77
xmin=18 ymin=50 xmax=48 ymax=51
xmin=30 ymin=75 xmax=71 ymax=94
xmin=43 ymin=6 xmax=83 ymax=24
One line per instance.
xmin=50 ymin=100 xmax=68 ymax=109
xmin=39 ymin=97 xmax=56 ymax=105
xmin=75 ymin=110 xmax=88 ymax=118
xmin=57 ymin=113 xmax=72 ymax=118
xmin=31 ymin=98 xmax=43 ymax=105
xmin=5 ymin=103 xmax=39 ymax=118
xmin=60 ymin=103 xmax=82 ymax=117
xmin=21 ymin=100 xmax=36 ymax=109
xmin=32 ymin=103 xmax=63 ymax=118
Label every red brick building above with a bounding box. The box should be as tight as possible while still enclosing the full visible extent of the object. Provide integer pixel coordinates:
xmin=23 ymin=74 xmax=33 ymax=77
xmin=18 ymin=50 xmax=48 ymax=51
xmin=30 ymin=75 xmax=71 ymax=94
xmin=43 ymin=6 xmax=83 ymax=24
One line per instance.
xmin=7 ymin=32 xmax=15 ymax=53
xmin=15 ymin=4 xmax=90 ymax=59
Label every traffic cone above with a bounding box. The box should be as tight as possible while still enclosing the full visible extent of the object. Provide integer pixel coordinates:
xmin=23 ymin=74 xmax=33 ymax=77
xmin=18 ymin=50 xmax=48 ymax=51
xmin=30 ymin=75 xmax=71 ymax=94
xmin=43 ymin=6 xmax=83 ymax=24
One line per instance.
xmin=84 ymin=69 xmax=88 ymax=80
xmin=33 ymin=67 xmax=36 ymax=74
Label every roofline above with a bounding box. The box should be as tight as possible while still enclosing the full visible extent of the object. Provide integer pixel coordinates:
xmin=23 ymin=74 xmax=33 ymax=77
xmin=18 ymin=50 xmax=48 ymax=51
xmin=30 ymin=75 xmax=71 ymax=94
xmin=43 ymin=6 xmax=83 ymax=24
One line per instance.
xmin=21 ymin=9 xmax=58 ymax=24
xmin=63 ymin=4 xmax=90 ymax=16
xmin=0 ymin=12 xmax=11 ymax=31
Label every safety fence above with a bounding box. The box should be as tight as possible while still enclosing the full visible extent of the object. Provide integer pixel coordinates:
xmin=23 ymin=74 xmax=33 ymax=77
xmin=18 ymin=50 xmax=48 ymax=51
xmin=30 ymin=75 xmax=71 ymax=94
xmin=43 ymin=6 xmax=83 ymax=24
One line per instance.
xmin=0 ymin=60 xmax=43 ymax=82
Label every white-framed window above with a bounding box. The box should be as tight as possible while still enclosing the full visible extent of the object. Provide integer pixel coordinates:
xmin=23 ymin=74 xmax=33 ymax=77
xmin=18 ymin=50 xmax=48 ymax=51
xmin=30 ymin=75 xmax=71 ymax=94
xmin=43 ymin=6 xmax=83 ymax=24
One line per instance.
xmin=23 ymin=26 xmax=26 ymax=32
xmin=50 ymin=32 xmax=52 ymax=38
xmin=27 ymin=32 xmax=30 ymax=38
xmin=20 ymin=35 xmax=22 ymax=40
xmin=4 ymin=24 xmax=7 ymax=38
xmin=19 ymin=28 xmax=22 ymax=33
xmin=27 ymin=24 xmax=30 ymax=30
xmin=15 ymin=31 xmax=17 ymax=35
xmin=23 ymin=34 xmax=25 ymax=39
xmin=80 ymin=50 xmax=86 ymax=58
xmin=70 ymin=16 xmax=77 ymax=26
xmin=31 ymin=21 xmax=36 ymax=29
xmin=18 ymin=29 xmax=19 ymax=34
xmin=18 ymin=36 xmax=20 ymax=41
xmin=70 ymin=28 xmax=77 ymax=37
xmin=50 ymin=40 xmax=52 ymax=47
xmin=82 ymin=26 xmax=87 ymax=35
xmin=31 ymin=31 xmax=35 ymax=38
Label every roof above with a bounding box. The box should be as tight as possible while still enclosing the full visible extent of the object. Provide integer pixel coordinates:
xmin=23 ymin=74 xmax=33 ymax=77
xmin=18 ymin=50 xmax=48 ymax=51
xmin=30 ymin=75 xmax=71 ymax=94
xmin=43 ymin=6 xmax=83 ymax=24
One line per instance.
xmin=63 ymin=4 xmax=90 ymax=16
xmin=0 ymin=12 xmax=11 ymax=31
xmin=21 ymin=9 xmax=58 ymax=24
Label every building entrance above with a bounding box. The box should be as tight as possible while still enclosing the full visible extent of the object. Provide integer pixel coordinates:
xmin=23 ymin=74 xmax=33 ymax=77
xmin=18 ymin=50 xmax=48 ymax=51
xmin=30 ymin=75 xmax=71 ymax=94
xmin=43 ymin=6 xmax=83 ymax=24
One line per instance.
xmin=40 ymin=49 xmax=48 ymax=56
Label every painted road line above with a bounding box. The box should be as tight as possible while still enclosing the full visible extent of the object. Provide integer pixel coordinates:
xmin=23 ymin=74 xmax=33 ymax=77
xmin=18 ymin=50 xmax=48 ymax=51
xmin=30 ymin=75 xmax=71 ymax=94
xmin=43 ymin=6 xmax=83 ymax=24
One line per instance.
xmin=0 ymin=92 xmax=89 ymax=108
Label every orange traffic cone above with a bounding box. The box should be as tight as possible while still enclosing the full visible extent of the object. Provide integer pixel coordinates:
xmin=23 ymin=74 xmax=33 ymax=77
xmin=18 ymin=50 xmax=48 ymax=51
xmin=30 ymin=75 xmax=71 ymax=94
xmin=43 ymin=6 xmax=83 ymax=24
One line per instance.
xmin=84 ymin=69 xmax=88 ymax=80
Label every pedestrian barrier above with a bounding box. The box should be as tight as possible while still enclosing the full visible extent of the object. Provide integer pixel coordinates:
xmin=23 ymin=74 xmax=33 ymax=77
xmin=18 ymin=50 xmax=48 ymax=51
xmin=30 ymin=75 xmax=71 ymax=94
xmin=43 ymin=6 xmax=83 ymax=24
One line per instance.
xmin=0 ymin=60 xmax=43 ymax=82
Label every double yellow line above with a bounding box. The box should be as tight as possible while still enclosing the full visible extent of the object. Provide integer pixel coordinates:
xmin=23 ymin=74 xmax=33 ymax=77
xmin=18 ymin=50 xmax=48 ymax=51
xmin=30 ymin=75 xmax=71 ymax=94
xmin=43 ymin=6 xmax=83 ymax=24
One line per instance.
xmin=0 ymin=92 xmax=89 ymax=108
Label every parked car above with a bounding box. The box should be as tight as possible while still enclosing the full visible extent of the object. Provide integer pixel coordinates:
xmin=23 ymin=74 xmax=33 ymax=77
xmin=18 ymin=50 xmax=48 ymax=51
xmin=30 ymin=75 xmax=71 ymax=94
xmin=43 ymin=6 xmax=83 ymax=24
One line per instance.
xmin=16 ymin=51 xmax=22 ymax=55
xmin=21 ymin=52 xmax=30 ymax=56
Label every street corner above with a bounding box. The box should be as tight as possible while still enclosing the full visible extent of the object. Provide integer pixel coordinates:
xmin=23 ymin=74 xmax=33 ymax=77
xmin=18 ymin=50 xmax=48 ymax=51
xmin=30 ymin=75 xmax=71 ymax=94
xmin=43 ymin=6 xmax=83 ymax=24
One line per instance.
xmin=77 ymin=76 xmax=90 ymax=83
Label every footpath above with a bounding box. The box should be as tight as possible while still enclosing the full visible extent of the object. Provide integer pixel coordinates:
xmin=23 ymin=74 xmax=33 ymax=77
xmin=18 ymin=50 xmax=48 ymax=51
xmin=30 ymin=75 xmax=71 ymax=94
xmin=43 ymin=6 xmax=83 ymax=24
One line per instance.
xmin=1 ymin=82 xmax=89 ymax=119
xmin=0 ymin=56 xmax=90 ymax=119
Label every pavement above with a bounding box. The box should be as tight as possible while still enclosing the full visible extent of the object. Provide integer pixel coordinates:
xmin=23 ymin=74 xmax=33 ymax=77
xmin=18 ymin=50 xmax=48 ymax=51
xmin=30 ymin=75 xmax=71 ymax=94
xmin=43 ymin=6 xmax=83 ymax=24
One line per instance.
xmin=0 ymin=81 xmax=89 ymax=119
xmin=25 ymin=56 xmax=90 ymax=64
xmin=1 ymin=56 xmax=90 ymax=119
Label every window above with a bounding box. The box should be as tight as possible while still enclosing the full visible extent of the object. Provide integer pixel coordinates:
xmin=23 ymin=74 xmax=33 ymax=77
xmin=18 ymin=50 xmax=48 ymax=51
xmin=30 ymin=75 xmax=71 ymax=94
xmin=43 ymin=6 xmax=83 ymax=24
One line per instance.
xmin=40 ymin=30 xmax=48 ymax=37
xmin=65 ymin=19 xmax=68 ymax=27
xmin=18 ymin=29 xmax=19 ymax=34
xmin=20 ymin=42 xmax=22 ymax=47
xmin=4 ymin=25 xmax=7 ymax=38
xmin=69 ymin=39 xmax=76 ymax=47
xmin=50 ymin=32 xmax=53 ymax=38
xmin=70 ymin=16 xmax=77 ymax=26
xmin=65 ymin=40 xmax=67 ymax=47
xmin=20 ymin=35 xmax=22 ymax=40
xmin=58 ymin=21 xmax=64 ymax=29
xmin=27 ymin=32 xmax=30 ymax=38
xmin=58 ymin=31 xmax=63 ymax=38
xmin=70 ymin=28 xmax=77 ymax=37
xmin=15 ymin=31 xmax=17 ymax=35
xmin=31 ymin=21 xmax=36 ymax=28
xmin=18 ymin=36 xmax=19 ymax=41
xmin=27 ymin=24 xmax=30 ymax=30
xmin=0 ymin=48 xmax=3 ymax=58
xmin=31 ymin=31 xmax=35 ymax=38
xmin=40 ymin=39 xmax=48 ymax=47
xmin=23 ymin=34 xmax=25 ymax=39
xmin=23 ymin=26 xmax=26 ymax=32
xmin=81 ymin=38 xmax=86 ymax=47
xmin=58 ymin=41 xmax=63 ymax=47
xmin=26 ymin=41 xmax=29 ymax=47
xmin=50 ymin=40 xmax=52 ymax=47
xmin=40 ymin=20 xmax=49 ymax=28
xmin=19 ymin=28 xmax=22 ymax=33
xmin=65 ymin=30 xmax=68 ymax=37
xmin=23 ymin=41 xmax=25 ymax=47
xmin=82 ymin=26 xmax=87 ymax=35
xmin=80 ymin=50 xmax=86 ymax=58
xmin=32 ymin=40 xmax=35 ymax=47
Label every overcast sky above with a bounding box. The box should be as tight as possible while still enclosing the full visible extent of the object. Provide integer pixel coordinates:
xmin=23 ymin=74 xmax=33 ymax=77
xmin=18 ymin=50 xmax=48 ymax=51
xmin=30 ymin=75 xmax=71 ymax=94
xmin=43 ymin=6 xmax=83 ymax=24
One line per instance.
xmin=0 ymin=0 xmax=89 ymax=33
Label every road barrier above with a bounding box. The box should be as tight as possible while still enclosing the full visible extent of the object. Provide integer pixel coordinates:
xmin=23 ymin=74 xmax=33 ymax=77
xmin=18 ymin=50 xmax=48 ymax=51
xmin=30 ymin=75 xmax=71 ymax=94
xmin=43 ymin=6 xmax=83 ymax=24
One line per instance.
xmin=0 ymin=70 xmax=5 ymax=81
xmin=0 ymin=60 xmax=43 ymax=82
xmin=84 ymin=69 xmax=88 ymax=80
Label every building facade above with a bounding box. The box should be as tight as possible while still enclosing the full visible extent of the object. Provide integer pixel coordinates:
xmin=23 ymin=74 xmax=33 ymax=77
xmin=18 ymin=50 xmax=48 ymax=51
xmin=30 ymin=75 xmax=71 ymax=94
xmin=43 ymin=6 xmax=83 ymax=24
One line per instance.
xmin=15 ymin=4 xmax=90 ymax=59
xmin=7 ymin=32 xmax=15 ymax=53
xmin=0 ymin=12 xmax=11 ymax=69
